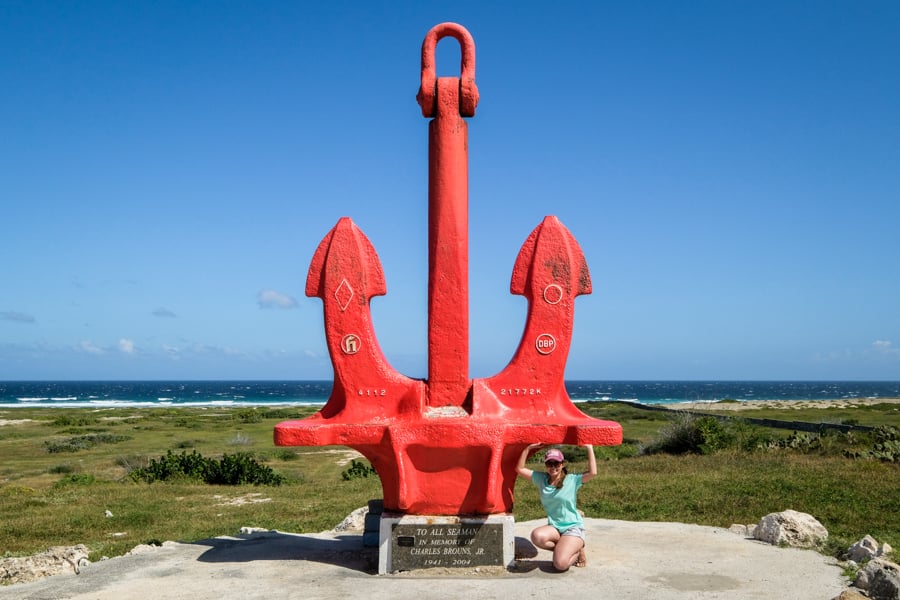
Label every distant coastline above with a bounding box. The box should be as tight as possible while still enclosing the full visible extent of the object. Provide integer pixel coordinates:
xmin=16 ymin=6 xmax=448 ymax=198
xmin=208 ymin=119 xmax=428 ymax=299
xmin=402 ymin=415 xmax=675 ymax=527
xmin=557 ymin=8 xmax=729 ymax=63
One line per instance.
xmin=1 ymin=380 xmax=899 ymax=409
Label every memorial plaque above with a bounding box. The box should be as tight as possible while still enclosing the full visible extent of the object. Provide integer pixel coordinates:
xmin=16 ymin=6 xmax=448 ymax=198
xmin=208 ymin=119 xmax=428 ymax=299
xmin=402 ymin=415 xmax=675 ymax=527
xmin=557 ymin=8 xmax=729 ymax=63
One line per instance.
xmin=390 ymin=522 xmax=504 ymax=570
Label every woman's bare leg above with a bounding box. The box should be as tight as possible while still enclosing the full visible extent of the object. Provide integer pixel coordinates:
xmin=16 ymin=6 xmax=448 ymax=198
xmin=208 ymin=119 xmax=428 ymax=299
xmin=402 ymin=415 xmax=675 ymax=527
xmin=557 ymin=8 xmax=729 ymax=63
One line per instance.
xmin=552 ymin=535 xmax=585 ymax=571
xmin=530 ymin=525 xmax=560 ymax=550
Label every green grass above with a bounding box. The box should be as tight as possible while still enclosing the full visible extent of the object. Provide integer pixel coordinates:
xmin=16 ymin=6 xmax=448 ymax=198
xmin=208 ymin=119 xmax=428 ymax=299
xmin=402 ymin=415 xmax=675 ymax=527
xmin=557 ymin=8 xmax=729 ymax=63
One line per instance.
xmin=1 ymin=402 xmax=897 ymax=564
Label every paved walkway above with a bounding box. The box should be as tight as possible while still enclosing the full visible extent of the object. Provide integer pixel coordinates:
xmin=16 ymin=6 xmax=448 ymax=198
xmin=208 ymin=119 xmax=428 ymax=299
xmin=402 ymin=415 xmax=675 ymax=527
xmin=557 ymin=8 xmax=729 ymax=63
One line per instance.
xmin=1 ymin=518 xmax=847 ymax=600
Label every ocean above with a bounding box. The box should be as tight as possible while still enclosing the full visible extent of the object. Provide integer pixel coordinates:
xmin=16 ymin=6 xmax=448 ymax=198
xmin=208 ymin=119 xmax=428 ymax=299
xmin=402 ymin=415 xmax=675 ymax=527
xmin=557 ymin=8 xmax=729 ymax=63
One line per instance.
xmin=1 ymin=380 xmax=899 ymax=409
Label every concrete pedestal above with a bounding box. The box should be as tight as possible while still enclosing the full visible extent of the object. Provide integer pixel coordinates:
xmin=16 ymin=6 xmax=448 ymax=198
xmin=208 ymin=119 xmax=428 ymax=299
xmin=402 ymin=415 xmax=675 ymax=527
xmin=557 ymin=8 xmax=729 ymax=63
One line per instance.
xmin=378 ymin=514 xmax=514 ymax=574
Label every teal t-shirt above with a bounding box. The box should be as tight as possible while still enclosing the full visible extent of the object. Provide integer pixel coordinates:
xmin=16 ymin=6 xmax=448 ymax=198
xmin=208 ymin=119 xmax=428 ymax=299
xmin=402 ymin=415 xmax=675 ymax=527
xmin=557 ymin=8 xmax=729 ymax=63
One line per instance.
xmin=531 ymin=471 xmax=584 ymax=531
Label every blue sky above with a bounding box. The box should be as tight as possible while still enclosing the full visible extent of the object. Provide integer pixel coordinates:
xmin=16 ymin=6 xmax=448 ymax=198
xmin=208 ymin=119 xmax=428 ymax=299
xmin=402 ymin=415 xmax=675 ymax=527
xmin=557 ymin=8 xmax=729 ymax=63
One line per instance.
xmin=2 ymin=1 xmax=898 ymax=381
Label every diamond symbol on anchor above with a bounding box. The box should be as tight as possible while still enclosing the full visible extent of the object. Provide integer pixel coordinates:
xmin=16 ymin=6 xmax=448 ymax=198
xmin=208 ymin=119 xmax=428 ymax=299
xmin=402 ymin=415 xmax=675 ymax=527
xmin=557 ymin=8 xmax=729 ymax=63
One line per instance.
xmin=334 ymin=278 xmax=354 ymax=311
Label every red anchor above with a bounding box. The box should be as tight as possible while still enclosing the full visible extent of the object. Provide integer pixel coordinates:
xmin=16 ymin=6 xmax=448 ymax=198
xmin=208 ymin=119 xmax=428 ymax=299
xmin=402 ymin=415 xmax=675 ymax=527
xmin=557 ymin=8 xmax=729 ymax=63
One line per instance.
xmin=275 ymin=23 xmax=621 ymax=516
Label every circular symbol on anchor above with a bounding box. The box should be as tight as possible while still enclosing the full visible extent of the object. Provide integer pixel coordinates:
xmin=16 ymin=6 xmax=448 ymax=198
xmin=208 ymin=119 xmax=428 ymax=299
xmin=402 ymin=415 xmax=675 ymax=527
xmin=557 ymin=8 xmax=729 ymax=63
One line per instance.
xmin=535 ymin=333 xmax=557 ymax=355
xmin=543 ymin=284 xmax=564 ymax=305
xmin=341 ymin=334 xmax=361 ymax=355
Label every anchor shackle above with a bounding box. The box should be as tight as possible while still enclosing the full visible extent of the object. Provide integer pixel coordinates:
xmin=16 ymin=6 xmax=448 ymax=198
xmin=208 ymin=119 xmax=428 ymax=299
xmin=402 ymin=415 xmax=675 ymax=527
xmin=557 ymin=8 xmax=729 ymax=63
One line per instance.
xmin=416 ymin=22 xmax=479 ymax=118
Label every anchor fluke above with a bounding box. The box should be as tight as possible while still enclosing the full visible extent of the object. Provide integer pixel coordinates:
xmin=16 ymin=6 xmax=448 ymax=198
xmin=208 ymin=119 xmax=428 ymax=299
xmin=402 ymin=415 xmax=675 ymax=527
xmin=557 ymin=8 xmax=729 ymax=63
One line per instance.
xmin=475 ymin=216 xmax=594 ymax=421
xmin=306 ymin=217 xmax=386 ymax=302
xmin=511 ymin=215 xmax=591 ymax=299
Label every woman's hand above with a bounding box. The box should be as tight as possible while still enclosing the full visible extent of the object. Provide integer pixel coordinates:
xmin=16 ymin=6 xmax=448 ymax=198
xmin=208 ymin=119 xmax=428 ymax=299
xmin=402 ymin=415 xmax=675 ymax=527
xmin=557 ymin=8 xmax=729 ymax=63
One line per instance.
xmin=516 ymin=443 xmax=544 ymax=480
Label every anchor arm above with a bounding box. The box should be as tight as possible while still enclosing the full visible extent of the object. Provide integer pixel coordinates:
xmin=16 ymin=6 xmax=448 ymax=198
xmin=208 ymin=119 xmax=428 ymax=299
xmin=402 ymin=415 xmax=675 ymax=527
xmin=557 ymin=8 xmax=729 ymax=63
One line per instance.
xmin=476 ymin=216 xmax=592 ymax=420
xmin=306 ymin=217 xmax=423 ymax=421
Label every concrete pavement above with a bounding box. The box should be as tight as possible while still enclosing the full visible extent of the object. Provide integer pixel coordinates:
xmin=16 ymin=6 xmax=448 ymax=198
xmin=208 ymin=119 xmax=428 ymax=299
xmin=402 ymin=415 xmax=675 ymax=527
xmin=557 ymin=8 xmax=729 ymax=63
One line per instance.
xmin=0 ymin=518 xmax=848 ymax=600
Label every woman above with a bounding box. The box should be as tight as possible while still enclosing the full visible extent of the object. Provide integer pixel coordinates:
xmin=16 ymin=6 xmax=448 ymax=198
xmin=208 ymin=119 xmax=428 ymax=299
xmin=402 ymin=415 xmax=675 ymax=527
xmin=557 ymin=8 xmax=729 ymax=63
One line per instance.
xmin=515 ymin=443 xmax=597 ymax=571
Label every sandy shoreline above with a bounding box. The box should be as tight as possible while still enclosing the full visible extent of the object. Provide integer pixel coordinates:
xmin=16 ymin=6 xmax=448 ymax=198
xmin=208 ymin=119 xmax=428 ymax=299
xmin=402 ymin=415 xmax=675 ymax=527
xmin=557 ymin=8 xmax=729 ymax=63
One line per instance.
xmin=665 ymin=397 xmax=900 ymax=411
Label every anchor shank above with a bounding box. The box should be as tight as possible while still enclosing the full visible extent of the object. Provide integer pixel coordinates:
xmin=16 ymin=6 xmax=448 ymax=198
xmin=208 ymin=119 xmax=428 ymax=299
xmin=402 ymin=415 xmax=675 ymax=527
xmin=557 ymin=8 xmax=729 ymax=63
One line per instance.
xmin=427 ymin=77 xmax=470 ymax=407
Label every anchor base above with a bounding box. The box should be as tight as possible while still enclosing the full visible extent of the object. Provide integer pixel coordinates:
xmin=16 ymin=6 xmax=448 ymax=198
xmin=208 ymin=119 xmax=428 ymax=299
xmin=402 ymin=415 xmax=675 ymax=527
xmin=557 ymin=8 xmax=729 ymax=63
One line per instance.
xmin=378 ymin=513 xmax=514 ymax=574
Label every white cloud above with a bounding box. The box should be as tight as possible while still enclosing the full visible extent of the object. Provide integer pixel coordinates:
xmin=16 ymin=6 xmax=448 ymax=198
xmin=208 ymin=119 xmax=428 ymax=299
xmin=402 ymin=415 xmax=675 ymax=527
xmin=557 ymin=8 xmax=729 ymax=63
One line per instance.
xmin=78 ymin=340 xmax=105 ymax=355
xmin=257 ymin=289 xmax=298 ymax=310
xmin=152 ymin=307 xmax=178 ymax=318
xmin=118 ymin=338 xmax=135 ymax=354
xmin=1 ymin=311 xmax=36 ymax=323
xmin=873 ymin=340 xmax=899 ymax=356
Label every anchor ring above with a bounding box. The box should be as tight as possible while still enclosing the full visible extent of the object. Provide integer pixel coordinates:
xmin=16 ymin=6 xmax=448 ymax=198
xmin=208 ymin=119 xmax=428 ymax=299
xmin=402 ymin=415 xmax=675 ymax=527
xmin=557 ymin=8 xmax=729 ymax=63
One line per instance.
xmin=416 ymin=22 xmax=479 ymax=118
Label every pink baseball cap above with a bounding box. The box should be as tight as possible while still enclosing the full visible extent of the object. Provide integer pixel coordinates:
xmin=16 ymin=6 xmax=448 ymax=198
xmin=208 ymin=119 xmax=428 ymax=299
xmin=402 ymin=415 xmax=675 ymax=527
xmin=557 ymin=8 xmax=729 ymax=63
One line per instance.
xmin=544 ymin=449 xmax=565 ymax=463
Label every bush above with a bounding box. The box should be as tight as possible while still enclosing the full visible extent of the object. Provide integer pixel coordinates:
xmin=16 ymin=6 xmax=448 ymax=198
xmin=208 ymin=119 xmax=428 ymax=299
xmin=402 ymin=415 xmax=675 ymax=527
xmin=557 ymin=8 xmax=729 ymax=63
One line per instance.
xmin=129 ymin=450 xmax=285 ymax=485
xmin=769 ymin=431 xmax=823 ymax=453
xmin=45 ymin=433 xmax=132 ymax=453
xmin=54 ymin=473 xmax=96 ymax=487
xmin=49 ymin=415 xmax=98 ymax=428
xmin=272 ymin=448 xmax=300 ymax=461
xmin=595 ymin=443 xmax=641 ymax=460
xmin=341 ymin=459 xmax=377 ymax=481
xmin=212 ymin=453 xmax=285 ymax=485
xmin=234 ymin=409 xmax=263 ymax=424
xmin=845 ymin=426 xmax=900 ymax=462
xmin=645 ymin=414 xmax=735 ymax=455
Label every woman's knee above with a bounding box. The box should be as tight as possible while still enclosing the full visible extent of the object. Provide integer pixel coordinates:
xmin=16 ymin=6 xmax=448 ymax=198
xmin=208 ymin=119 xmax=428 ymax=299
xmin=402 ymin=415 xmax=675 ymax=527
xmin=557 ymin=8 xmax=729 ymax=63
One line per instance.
xmin=530 ymin=526 xmax=558 ymax=549
xmin=552 ymin=537 xmax=583 ymax=571
xmin=552 ymin=556 xmax=572 ymax=571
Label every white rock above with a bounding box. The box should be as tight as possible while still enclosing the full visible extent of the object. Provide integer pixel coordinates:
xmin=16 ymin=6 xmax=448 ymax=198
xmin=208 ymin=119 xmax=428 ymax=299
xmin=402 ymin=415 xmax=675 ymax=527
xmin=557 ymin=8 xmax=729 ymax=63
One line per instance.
xmin=239 ymin=527 xmax=270 ymax=535
xmin=753 ymin=509 xmax=828 ymax=549
xmin=869 ymin=559 xmax=900 ymax=600
xmin=105 ymin=510 xmax=113 ymax=518
xmin=0 ymin=544 xmax=90 ymax=584
xmin=333 ymin=506 xmax=369 ymax=532
xmin=849 ymin=535 xmax=880 ymax=562
xmin=855 ymin=557 xmax=900 ymax=599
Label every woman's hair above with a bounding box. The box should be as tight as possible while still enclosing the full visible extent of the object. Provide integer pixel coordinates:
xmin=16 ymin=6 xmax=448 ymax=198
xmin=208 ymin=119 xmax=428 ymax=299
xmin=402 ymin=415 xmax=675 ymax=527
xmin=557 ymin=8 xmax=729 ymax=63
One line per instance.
xmin=553 ymin=466 xmax=568 ymax=489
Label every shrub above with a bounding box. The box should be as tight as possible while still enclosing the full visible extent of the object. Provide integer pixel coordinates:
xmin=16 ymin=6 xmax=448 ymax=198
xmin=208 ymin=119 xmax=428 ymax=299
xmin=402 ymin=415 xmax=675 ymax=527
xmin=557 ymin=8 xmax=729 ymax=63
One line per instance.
xmin=845 ymin=426 xmax=900 ymax=462
xmin=129 ymin=450 xmax=285 ymax=485
xmin=49 ymin=415 xmax=98 ymax=428
xmin=341 ymin=459 xmax=377 ymax=481
xmin=262 ymin=408 xmax=305 ymax=420
xmin=595 ymin=443 xmax=641 ymax=460
xmin=695 ymin=417 xmax=735 ymax=454
xmin=234 ymin=409 xmax=263 ymax=424
xmin=645 ymin=414 xmax=734 ymax=455
xmin=272 ymin=448 xmax=300 ymax=461
xmin=769 ymin=431 xmax=823 ymax=453
xmin=212 ymin=453 xmax=285 ymax=485
xmin=45 ymin=433 xmax=132 ymax=453
xmin=54 ymin=473 xmax=96 ymax=487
